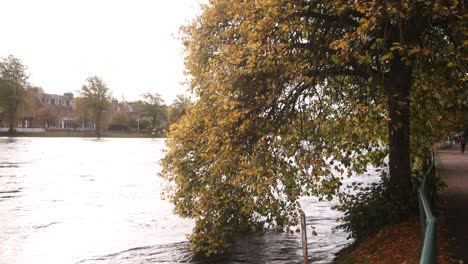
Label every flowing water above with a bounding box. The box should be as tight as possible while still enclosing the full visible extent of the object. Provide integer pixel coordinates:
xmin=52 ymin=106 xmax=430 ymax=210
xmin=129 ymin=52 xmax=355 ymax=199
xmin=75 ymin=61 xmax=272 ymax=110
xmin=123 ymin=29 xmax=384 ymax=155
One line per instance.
xmin=0 ymin=137 xmax=378 ymax=264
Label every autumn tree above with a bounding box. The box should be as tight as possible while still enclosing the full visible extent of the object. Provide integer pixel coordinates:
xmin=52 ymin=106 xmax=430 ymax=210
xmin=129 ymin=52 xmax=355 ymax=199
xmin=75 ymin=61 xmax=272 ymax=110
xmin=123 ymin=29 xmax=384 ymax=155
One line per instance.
xmin=35 ymin=106 xmax=59 ymax=128
xmin=135 ymin=117 xmax=152 ymax=131
xmin=134 ymin=93 xmax=166 ymax=131
xmin=73 ymin=97 xmax=91 ymax=130
xmin=77 ymin=76 xmax=112 ymax=137
xmin=0 ymin=55 xmax=30 ymax=134
xmin=167 ymin=94 xmax=192 ymax=127
xmin=161 ymin=0 xmax=467 ymax=255
xmin=21 ymin=86 xmax=46 ymax=126
xmin=109 ymin=111 xmax=130 ymax=131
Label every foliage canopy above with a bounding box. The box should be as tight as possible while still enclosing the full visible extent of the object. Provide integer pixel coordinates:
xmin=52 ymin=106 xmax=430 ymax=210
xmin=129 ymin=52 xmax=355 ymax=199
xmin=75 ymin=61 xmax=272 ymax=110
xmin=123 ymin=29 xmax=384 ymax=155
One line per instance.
xmin=76 ymin=76 xmax=113 ymax=136
xmin=134 ymin=93 xmax=166 ymax=131
xmin=161 ymin=0 xmax=467 ymax=255
xmin=34 ymin=106 xmax=59 ymax=127
xmin=0 ymin=55 xmax=30 ymax=133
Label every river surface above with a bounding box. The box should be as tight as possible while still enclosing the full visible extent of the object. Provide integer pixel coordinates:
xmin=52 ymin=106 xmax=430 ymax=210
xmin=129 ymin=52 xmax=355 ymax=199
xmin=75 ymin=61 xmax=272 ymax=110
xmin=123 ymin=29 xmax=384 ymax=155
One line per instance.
xmin=0 ymin=137 xmax=378 ymax=264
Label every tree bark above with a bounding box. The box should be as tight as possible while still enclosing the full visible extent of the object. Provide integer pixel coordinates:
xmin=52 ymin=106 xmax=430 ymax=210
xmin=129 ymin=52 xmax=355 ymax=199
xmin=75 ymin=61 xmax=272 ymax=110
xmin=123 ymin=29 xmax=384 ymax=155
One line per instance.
xmin=7 ymin=99 xmax=17 ymax=135
xmin=8 ymin=111 xmax=15 ymax=134
xmin=96 ymin=113 xmax=101 ymax=137
xmin=385 ymin=56 xmax=413 ymax=196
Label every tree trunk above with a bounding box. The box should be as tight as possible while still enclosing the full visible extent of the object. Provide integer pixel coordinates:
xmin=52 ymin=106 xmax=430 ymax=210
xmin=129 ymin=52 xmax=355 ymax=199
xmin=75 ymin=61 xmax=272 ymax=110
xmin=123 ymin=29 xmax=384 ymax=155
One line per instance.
xmin=96 ymin=113 xmax=101 ymax=137
xmin=7 ymin=101 xmax=17 ymax=135
xmin=385 ymin=56 xmax=413 ymax=197
xmin=8 ymin=113 xmax=15 ymax=134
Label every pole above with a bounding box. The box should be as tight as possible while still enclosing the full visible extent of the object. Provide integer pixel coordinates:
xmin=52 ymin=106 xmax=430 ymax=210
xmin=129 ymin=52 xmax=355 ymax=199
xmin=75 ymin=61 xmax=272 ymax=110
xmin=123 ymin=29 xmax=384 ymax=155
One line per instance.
xmin=137 ymin=112 xmax=140 ymax=134
xmin=300 ymin=212 xmax=309 ymax=264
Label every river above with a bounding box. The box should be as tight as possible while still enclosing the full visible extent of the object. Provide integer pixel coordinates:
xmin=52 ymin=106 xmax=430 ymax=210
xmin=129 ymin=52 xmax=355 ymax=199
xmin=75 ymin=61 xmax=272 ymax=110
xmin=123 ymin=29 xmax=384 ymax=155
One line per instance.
xmin=0 ymin=137 xmax=378 ymax=264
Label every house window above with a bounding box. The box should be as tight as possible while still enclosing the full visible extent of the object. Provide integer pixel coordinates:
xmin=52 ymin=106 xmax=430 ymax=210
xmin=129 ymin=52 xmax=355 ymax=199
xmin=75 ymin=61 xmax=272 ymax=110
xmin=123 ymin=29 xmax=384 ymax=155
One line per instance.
xmin=51 ymin=99 xmax=55 ymax=104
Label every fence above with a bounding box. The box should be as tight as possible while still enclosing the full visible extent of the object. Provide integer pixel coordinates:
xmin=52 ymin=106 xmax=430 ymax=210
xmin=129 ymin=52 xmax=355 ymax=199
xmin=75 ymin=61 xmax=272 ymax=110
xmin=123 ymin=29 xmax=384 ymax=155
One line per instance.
xmin=417 ymin=148 xmax=437 ymax=264
xmin=0 ymin=127 xmax=45 ymax=133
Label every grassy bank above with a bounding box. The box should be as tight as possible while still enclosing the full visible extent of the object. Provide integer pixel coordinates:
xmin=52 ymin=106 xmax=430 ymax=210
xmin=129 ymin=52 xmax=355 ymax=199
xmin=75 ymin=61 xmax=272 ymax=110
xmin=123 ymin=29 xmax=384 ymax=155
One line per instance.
xmin=0 ymin=131 xmax=166 ymax=138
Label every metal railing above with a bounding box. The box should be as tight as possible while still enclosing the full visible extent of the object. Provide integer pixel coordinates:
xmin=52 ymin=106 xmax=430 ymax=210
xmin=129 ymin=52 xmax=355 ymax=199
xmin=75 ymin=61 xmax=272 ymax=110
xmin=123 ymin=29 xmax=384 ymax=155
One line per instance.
xmin=418 ymin=148 xmax=437 ymax=264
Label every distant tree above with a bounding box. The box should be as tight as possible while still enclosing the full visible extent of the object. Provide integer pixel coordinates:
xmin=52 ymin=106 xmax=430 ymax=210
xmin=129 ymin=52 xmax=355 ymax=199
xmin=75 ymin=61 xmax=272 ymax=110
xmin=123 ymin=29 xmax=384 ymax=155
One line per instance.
xmin=73 ymin=97 xmax=91 ymax=129
xmin=0 ymin=55 xmax=29 ymax=134
xmin=34 ymin=106 xmax=59 ymax=128
xmin=109 ymin=111 xmax=129 ymax=131
xmin=131 ymin=100 xmax=144 ymax=111
xmin=111 ymin=111 xmax=129 ymax=125
xmin=22 ymin=86 xmax=45 ymax=125
xmin=128 ymin=118 xmax=137 ymax=130
xmin=25 ymin=86 xmax=44 ymax=111
xmin=167 ymin=94 xmax=191 ymax=127
xmin=138 ymin=117 xmax=152 ymax=131
xmin=135 ymin=93 xmax=166 ymax=131
xmin=77 ymin=76 xmax=112 ymax=137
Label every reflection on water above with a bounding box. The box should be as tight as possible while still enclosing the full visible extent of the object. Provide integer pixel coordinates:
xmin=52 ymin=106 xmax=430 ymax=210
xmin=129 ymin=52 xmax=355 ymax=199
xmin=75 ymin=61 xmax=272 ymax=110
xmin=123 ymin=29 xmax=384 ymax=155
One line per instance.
xmin=0 ymin=137 xmax=377 ymax=264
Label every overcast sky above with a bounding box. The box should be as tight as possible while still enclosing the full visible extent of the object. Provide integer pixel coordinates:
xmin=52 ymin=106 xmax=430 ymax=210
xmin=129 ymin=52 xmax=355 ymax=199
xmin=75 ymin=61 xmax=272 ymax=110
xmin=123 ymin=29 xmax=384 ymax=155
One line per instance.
xmin=0 ymin=0 xmax=204 ymax=104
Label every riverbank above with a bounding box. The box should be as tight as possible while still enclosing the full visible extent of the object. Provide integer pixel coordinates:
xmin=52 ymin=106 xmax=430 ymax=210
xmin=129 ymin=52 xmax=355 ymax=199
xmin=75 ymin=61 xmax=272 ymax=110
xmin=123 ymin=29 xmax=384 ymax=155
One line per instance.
xmin=334 ymin=212 xmax=454 ymax=264
xmin=334 ymin=143 xmax=464 ymax=263
xmin=334 ymin=172 xmax=461 ymax=262
xmin=0 ymin=131 xmax=166 ymax=138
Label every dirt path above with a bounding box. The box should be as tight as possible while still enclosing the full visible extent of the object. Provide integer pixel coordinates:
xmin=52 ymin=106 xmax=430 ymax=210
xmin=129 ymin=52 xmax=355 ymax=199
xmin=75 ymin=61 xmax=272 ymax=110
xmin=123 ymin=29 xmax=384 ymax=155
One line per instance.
xmin=438 ymin=145 xmax=468 ymax=261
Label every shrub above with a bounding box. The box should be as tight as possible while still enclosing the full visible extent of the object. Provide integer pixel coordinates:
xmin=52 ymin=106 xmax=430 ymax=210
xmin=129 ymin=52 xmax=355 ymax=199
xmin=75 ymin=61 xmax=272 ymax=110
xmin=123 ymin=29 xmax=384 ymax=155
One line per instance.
xmin=335 ymin=177 xmax=418 ymax=242
xmin=108 ymin=123 xmax=129 ymax=131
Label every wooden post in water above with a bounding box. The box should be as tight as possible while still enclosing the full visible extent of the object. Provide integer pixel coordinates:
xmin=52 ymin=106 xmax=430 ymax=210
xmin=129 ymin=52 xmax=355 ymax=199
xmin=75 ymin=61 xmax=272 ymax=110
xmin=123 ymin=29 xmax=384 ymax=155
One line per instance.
xmin=300 ymin=212 xmax=309 ymax=264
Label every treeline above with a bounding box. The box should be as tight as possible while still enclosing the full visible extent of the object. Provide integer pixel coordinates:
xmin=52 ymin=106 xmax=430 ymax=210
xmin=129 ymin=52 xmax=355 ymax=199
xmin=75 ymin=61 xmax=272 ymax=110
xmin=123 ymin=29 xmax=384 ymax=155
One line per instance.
xmin=129 ymin=93 xmax=191 ymax=134
xmin=0 ymin=55 xmax=191 ymax=136
xmin=73 ymin=75 xmax=191 ymax=136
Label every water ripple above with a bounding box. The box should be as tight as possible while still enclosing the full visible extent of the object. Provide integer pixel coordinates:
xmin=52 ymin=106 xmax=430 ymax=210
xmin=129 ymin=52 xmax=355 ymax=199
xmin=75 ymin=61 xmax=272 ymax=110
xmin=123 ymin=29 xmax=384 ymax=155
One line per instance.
xmin=0 ymin=189 xmax=22 ymax=194
xmin=33 ymin=222 xmax=62 ymax=229
xmin=75 ymin=243 xmax=194 ymax=264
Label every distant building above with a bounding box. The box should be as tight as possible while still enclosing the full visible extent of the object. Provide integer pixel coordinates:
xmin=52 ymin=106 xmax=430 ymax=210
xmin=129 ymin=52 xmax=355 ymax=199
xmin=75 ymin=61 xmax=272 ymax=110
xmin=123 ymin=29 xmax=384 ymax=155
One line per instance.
xmin=2 ymin=88 xmax=141 ymax=132
xmin=40 ymin=92 xmax=74 ymax=108
xmin=39 ymin=92 xmax=76 ymax=129
xmin=112 ymin=100 xmax=138 ymax=119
